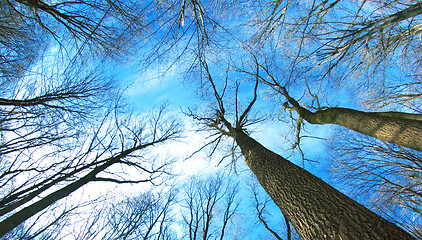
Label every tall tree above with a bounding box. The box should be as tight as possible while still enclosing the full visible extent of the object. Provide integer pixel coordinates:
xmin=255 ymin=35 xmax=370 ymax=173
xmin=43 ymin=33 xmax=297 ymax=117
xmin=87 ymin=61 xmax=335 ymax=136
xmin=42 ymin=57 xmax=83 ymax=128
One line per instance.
xmin=0 ymin=105 xmax=181 ymax=237
xmin=101 ymin=188 xmax=178 ymax=240
xmin=0 ymin=0 xmax=215 ymax=236
xmin=188 ymin=59 xmax=416 ymax=239
xmin=242 ymin=1 xmax=422 ymax=152
xmin=180 ymin=174 xmax=240 ymax=240
xmin=231 ymin=56 xmax=422 ymax=152
xmin=263 ymin=73 xmax=422 ymax=152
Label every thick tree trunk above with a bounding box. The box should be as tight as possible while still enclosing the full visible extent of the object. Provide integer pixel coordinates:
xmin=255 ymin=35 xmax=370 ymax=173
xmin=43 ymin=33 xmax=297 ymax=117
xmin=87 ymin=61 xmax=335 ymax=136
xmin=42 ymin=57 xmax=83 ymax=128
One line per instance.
xmin=233 ymin=129 xmax=415 ymax=240
xmin=294 ymin=107 xmax=422 ymax=152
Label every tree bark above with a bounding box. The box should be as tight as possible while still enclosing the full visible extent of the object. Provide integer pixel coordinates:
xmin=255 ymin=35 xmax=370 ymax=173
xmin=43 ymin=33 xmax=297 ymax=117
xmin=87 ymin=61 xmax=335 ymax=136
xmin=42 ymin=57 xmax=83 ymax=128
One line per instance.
xmin=233 ymin=128 xmax=415 ymax=240
xmin=293 ymin=106 xmax=422 ymax=152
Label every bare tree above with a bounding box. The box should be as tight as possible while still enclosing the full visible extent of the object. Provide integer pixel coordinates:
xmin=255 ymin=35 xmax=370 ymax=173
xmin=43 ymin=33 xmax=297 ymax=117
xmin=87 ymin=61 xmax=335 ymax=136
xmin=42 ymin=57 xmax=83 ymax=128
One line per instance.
xmin=278 ymin=80 xmax=422 ymax=152
xmin=100 ymin=188 xmax=177 ymax=240
xmin=0 ymin=0 xmax=46 ymax=82
xmin=188 ymin=57 xmax=416 ymax=239
xmin=0 ymin=0 xmax=210 ymax=236
xmin=242 ymin=0 xmax=422 ymax=153
xmin=232 ymin=57 xmax=422 ymax=153
xmin=308 ymin=1 xmax=422 ymax=77
xmin=251 ymin=0 xmax=422 ymax=78
xmin=4 ymin=0 xmax=422 ymax=238
xmin=0 ymin=0 xmax=248 ymax=238
xmin=180 ymin=174 xmax=240 ymax=240
xmin=1 ymin=0 xmax=228 ymax=79
xmin=0 ymin=103 xmax=181 ymax=237
xmin=0 ymin=56 xmax=118 ymax=236
xmin=5 ymin=0 xmax=158 ymax=56
xmin=218 ymin=181 xmax=238 ymax=240
xmin=65 ymin=173 xmax=243 ymax=240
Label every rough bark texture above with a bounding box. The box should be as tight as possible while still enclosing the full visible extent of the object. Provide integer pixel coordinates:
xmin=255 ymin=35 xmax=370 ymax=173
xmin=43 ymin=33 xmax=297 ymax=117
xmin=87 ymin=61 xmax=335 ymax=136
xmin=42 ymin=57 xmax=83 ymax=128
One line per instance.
xmin=295 ymin=107 xmax=422 ymax=152
xmin=233 ymin=129 xmax=415 ymax=240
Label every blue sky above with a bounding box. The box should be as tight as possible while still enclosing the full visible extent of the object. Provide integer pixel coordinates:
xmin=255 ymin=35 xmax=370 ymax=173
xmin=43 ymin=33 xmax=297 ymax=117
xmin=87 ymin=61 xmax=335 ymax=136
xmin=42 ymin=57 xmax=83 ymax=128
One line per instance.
xmin=3 ymin=0 xmax=421 ymax=238
xmin=104 ymin=1 xmax=422 ymax=236
xmin=91 ymin=1 xmax=421 ymax=237
xmin=111 ymin=48 xmax=338 ymax=239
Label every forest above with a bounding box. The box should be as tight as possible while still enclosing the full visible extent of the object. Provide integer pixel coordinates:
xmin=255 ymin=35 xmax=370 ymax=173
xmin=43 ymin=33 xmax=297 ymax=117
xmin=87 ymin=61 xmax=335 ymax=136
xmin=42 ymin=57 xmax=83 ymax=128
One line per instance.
xmin=0 ymin=0 xmax=421 ymax=239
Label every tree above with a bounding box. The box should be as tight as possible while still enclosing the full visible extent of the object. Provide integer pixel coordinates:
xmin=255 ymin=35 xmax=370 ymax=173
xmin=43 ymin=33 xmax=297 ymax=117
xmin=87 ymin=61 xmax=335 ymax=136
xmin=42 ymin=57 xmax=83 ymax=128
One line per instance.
xmin=2 ymin=0 xmax=218 ymax=73
xmin=180 ymin=174 xmax=240 ymax=240
xmin=240 ymin=1 xmax=422 ymax=152
xmin=263 ymin=73 xmax=422 ymax=152
xmin=302 ymin=1 xmax=422 ymax=78
xmin=188 ymin=59 xmax=416 ymax=239
xmin=4 ymin=0 xmax=422 ymax=238
xmin=0 ymin=213 xmax=59 ymax=240
xmin=101 ymin=188 xmax=178 ymax=240
xmin=236 ymin=3 xmax=422 ymax=237
xmin=236 ymin=3 xmax=422 ymax=235
xmin=225 ymin=53 xmax=422 ymax=153
xmin=0 ymin=0 xmax=213 ymax=236
xmin=70 ymin=173 xmax=243 ymax=240
xmin=4 ymin=0 xmax=156 ymax=57
xmin=251 ymin=1 xmax=422 ymax=78
xmin=0 ymin=0 xmax=46 ymax=82
xmin=0 ymin=103 xmax=181 ymax=237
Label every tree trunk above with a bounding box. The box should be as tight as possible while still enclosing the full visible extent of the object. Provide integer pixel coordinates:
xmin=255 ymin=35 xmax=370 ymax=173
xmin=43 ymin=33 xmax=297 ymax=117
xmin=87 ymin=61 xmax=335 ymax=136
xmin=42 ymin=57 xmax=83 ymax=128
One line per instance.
xmin=0 ymin=173 xmax=94 ymax=237
xmin=233 ymin=129 xmax=415 ymax=240
xmin=0 ymin=157 xmax=116 ymax=238
xmin=0 ymin=140 xmax=161 ymax=237
xmin=294 ymin=107 xmax=422 ymax=152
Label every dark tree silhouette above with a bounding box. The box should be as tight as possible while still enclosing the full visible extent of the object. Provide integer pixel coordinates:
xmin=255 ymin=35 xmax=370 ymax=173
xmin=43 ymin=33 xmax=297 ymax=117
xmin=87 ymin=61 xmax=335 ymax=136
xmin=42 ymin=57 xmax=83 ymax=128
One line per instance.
xmin=180 ymin=174 xmax=239 ymax=240
xmin=101 ymin=188 xmax=177 ymax=240
xmin=0 ymin=104 xmax=181 ymax=237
